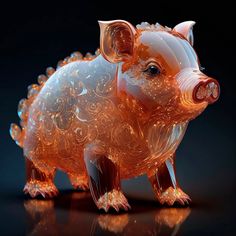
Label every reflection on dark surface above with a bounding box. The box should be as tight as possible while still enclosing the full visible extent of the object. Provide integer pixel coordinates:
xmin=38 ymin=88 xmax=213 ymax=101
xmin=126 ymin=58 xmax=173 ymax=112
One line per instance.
xmin=23 ymin=191 xmax=191 ymax=236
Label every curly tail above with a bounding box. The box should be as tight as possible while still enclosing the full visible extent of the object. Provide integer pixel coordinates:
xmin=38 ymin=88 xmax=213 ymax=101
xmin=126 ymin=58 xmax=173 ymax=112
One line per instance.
xmin=10 ymin=50 xmax=99 ymax=148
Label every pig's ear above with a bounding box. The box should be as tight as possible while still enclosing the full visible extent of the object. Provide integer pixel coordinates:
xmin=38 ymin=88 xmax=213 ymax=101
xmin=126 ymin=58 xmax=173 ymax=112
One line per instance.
xmin=173 ymin=21 xmax=195 ymax=46
xmin=98 ymin=20 xmax=137 ymax=63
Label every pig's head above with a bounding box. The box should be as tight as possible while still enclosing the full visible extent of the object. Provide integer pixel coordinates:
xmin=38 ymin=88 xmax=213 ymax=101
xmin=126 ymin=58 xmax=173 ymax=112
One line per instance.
xmin=99 ymin=20 xmax=220 ymax=123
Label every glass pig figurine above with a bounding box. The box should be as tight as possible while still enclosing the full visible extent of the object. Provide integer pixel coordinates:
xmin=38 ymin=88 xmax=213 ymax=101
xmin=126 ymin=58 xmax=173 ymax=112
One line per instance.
xmin=10 ymin=20 xmax=220 ymax=212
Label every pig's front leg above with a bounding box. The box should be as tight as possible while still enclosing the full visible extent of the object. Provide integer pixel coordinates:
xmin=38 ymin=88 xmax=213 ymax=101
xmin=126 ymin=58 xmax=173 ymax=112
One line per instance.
xmin=148 ymin=155 xmax=191 ymax=206
xmin=84 ymin=142 xmax=130 ymax=212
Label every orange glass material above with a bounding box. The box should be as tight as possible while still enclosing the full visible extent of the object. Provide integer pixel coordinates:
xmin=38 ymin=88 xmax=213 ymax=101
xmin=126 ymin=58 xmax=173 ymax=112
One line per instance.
xmin=10 ymin=20 xmax=220 ymax=212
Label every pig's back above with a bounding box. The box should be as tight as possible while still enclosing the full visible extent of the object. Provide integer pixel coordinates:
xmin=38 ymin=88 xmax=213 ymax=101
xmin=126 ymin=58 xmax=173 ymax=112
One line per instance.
xmin=23 ymin=56 xmax=117 ymax=173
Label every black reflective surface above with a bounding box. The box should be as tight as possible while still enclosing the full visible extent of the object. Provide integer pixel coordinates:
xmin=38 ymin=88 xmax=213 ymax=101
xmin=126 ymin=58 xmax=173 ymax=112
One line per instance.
xmin=1 ymin=178 xmax=236 ymax=236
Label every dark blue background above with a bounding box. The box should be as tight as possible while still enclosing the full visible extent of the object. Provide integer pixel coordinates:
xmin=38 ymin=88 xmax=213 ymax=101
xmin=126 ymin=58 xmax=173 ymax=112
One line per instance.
xmin=0 ymin=0 xmax=235 ymax=235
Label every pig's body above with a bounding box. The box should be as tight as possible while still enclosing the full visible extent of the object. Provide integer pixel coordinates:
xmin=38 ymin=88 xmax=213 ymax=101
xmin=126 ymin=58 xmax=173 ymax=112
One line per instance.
xmin=24 ymin=55 xmax=187 ymax=180
xmin=10 ymin=20 xmax=219 ymax=212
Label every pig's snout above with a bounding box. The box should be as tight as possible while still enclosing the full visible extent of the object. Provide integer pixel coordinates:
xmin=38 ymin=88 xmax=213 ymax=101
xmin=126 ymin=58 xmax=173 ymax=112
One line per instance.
xmin=193 ymin=78 xmax=220 ymax=104
xmin=177 ymin=69 xmax=220 ymax=107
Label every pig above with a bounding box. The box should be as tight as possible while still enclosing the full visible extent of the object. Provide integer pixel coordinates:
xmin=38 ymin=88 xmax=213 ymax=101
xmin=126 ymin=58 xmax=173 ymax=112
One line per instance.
xmin=10 ymin=20 xmax=220 ymax=212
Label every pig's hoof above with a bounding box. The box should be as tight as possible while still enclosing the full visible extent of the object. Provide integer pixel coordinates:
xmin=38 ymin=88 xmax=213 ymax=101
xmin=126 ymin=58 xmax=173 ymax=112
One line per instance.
xmin=157 ymin=187 xmax=191 ymax=206
xmin=68 ymin=174 xmax=89 ymax=191
xmin=96 ymin=189 xmax=131 ymax=212
xmin=23 ymin=180 xmax=59 ymax=198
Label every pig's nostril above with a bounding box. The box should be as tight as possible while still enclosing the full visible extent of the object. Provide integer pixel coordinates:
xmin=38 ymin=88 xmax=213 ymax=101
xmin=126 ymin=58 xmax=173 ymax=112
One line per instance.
xmin=195 ymin=84 xmax=207 ymax=100
xmin=206 ymin=83 xmax=212 ymax=97
xmin=210 ymin=82 xmax=219 ymax=99
xmin=206 ymin=82 xmax=217 ymax=98
xmin=206 ymin=80 xmax=220 ymax=102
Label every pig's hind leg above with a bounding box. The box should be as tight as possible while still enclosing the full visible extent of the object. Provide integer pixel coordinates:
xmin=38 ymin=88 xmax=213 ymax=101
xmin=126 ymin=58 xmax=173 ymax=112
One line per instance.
xmin=23 ymin=158 xmax=58 ymax=198
xmin=148 ymin=154 xmax=191 ymax=206
xmin=84 ymin=142 xmax=130 ymax=212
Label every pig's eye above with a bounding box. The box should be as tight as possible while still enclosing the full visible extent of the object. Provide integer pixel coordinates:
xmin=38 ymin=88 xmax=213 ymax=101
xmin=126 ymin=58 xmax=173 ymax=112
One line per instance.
xmin=144 ymin=64 xmax=161 ymax=77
